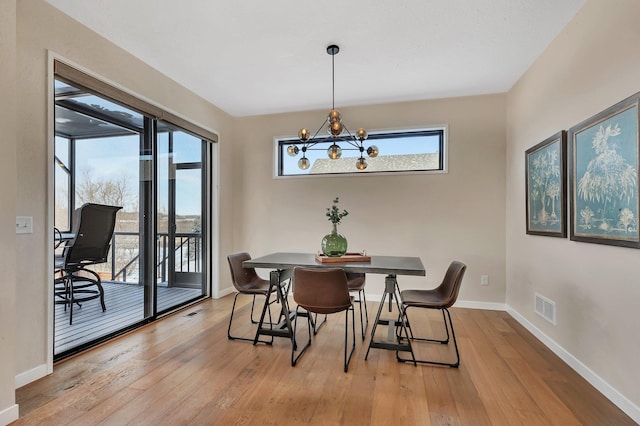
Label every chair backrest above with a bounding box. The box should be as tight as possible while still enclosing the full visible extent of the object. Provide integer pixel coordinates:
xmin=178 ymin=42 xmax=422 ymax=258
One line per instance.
xmin=345 ymin=272 xmax=365 ymax=289
xmin=293 ymin=267 xmax=351 ymax=315
xmin=227 ymin=252 xmax=262 ymax=291
xmin=64 ymin=203 xmax=122 ymax=267
xmin=436 ymin=261 xmax=467 ymax=308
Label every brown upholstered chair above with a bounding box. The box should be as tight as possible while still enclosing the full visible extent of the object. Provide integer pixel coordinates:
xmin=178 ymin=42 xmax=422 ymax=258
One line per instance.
xmin=346 ymin=272 xmax=368 ymax=340
xmin=227 ymin=252 xmax=279 ymax=343
xmin=312 ymin=272 xmax=367 ymax=337
xmin=291 ymin=267 xmax=356 ymax=372
xmin=398 ymin=261 xmax=466 ymax=367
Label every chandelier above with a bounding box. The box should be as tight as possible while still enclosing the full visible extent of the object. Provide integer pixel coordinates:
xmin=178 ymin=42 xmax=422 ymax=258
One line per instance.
xmin=287 ymin=44 xmax=378 ymax=171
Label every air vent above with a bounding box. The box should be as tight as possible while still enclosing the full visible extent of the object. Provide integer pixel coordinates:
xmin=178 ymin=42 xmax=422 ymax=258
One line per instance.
xmin=534 ymin=293 xmax=556 ymax=325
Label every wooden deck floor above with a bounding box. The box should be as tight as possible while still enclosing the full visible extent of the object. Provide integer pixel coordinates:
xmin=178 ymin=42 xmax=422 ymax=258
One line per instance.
xmin=18 ymin=296 xmax=636 ymax=425
xmin=55 ymin=282 xmax=201 ymax=355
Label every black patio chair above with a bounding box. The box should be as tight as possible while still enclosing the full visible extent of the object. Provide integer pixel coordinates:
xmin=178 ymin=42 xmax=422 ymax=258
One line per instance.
xmin=54 ymin=203 xmax=122 ymax=325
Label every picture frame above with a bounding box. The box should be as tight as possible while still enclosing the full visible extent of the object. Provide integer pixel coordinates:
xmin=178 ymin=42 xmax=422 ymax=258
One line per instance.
xmin=568 ymin=92 xmax=640 ymax=248
xmin=525 ymin=131 xmax=567 ymax=237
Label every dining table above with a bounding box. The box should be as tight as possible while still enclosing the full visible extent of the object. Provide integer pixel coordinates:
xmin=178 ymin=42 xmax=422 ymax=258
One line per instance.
xmin=243 ymin=252 xmax=426 ymax=362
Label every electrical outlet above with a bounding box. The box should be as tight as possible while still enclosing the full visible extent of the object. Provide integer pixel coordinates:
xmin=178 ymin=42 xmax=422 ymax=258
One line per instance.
xmin=480 ymin=275 xmax=489 ymax=286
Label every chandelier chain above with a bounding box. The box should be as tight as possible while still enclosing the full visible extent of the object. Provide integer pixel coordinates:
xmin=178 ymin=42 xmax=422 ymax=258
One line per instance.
xmin=332 ymin=52 xmax=335 ymax=111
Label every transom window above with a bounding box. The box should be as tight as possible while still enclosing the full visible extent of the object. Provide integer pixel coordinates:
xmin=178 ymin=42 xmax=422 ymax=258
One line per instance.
xmin=275 ymin=128 xmax=446 ymax=177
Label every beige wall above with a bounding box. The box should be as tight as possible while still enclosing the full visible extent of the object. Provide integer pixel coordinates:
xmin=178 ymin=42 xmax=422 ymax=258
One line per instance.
xmin=0 ymin=0 xmax=18 ymax=423
xmin=12 ymin=0 xmax=234 ymax=384
xmin=506 ymin=0 xmax=640 ymax=412
xmin=232 ymin=94 xmax=507 ymax=303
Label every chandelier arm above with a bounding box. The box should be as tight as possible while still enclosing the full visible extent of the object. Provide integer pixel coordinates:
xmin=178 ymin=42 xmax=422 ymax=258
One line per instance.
xmin=336 ymin=123 xmax=361 ymax=149
xmin=303 ymin=119 xmax=331 ymax=150
xmin=304 ymin=146 xmax=361 ymax=151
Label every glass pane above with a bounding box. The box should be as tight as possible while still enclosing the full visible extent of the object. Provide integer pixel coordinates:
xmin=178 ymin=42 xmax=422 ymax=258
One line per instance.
xmin=278 ymin=129 xmax=444 ymax=176
xmin=170 ymin=130 xmax=203 ymax=164
xmin=55 ymin=105 xmax=137 ymax=139
xmin=156 ymin=125 xmax=205 ymax=313
xmin=54 ymin=136 xmax=70 ymax=231
xmin=61 ymin=95 xmax=145 ymax=134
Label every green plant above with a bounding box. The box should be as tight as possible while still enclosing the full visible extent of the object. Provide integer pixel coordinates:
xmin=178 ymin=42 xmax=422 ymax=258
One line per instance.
xmin=326 ymin=197 xmax=349 ymax=225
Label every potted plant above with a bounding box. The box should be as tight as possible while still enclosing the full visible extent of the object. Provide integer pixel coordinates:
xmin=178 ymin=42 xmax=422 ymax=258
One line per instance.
xmin=321 ymin=197 xmax=349 ymax=257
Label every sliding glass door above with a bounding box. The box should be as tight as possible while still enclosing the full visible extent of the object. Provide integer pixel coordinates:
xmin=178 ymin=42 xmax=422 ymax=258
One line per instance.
xmin=156 ymin=123 xmax=206 ymax=313
xmin=53 ymin=78 xmax=210 ymax=359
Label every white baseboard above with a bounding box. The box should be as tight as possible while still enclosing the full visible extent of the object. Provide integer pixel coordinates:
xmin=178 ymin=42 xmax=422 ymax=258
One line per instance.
xmin=0 ymin=404 xmax=19 ymax=426
xmin=366 ymin=294 xmax=506 ymax=312
xmin=213 ymin=286 xmax=234 ymax=299
xmin=15 ymin=363 xmax=48 ymax=388
xmin=454 ymin=300 xmax=506 ymax=311
xmin=507 ymin=306 xmax=640 ymax=424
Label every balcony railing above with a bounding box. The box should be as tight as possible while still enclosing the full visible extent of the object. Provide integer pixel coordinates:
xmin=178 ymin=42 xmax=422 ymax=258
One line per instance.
xmin=101 ymin=231 xmax=202 ymax=285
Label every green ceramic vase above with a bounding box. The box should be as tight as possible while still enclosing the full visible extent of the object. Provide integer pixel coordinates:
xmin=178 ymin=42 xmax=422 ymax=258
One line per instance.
xmin=321 ymin=224 xmax=348 ymax=257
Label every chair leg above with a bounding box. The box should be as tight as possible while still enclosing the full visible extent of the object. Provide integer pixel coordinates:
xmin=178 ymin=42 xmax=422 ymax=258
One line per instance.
xmin=344 ymin=306 xmax=356 ymax=372
xmin=356 ymin=289 xmax=369 ymax=340
xmin=228 ymin=293 xmax=274 ymax=344
xmin=250 ymin=293 xmax=281 ymax=323
xmin=312 ymin=313 xmax=327 ymax=334
xmin=291 ymin=307 xmax=312 ymax=367
xmin=363 ymin=290 xmax=369 ymax=331
xmin=68 ymin=277 xmax=74 ymax=325
xmin=401 ymin=308 xmax=449 ymax=344
xmin=227 ymin=293 xmax=241 ymax=340
xmin=349 ymin=289 xmax=369 ymax=340
xmin=444 ymin=308 xmax=460 ymax=367
xmin=249 ymin=295 xmax=258 ymax=323
xmin=56 ymin=269 xmax=106 ymax=325
xmin=397 ymin=307 xmax=460 ymax=368
xmin=83 ymin=268 xmax=106 ymax=312
xmin=96 ymin=279 xmax=106 ymax=312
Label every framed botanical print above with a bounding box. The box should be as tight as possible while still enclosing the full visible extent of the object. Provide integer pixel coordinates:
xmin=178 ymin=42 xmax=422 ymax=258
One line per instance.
xmin=526 ymin=131 xmax=567 ymax=237
xmin=568 ymin=92 xmax=640 ymax=248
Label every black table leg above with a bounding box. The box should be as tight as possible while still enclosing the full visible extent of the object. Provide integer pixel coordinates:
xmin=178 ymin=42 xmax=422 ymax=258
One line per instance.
xmin=253 ymin=269 xmax=296 ymax=345
xmin=364 ymin=274 xmax=416 ymax=364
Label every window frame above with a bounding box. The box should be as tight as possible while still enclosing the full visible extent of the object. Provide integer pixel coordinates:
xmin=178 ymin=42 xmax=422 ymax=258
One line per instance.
xmin=273 ymin=126 xmax=448 ymax=178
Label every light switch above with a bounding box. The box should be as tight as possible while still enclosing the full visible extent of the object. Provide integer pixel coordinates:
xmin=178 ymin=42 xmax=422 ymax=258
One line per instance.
xmin=16 ymin=216 xmax=33 ymax=234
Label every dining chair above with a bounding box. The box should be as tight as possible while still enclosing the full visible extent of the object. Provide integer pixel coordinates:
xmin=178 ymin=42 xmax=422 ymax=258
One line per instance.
xmin=291 ymin=267 xmax=356 ymax=372
xmin=54 ymin=203 xmax=122 ymax=325
xmin=227 ymin=252 xmax=281 ymax=344
xmin=397 ymin=260 xmax=466 ymax=367
xmin=313 ymin=272 xmax=367 ymax=337
xmin=346 ymin=272 xmax=368 ymax=340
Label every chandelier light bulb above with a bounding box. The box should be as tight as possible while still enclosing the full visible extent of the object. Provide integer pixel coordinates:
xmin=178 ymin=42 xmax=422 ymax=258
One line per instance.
xmin=327 ymin=144 xmax=342 ymax=159
xmin=356 ymin=157 xmax=367 ymax=170
xmin=356 ymin=128 xmax=368 ymax=141
xmin=298 ymin=128 xmax=310 ymax=142
xmin=328 ymin=120 xmax=343 ymax=136
xmin=287 ymin=145 xmax=299 ymax=156
xmin=367 ymin=145 xmax=379 ymax=158
xmin=298 ymin=157 xmax=310 ymax=170
xmin=328 ymin=109 xmax=341 ymax=123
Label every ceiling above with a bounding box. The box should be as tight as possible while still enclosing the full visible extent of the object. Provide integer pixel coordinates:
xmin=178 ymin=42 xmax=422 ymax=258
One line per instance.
xmin=46 ymin=0 xmax=585 ymax=118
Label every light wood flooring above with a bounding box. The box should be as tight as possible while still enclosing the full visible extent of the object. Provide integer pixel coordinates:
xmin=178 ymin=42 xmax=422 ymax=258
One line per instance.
xmin=16 ymin=295 xmax=635 ymax=425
